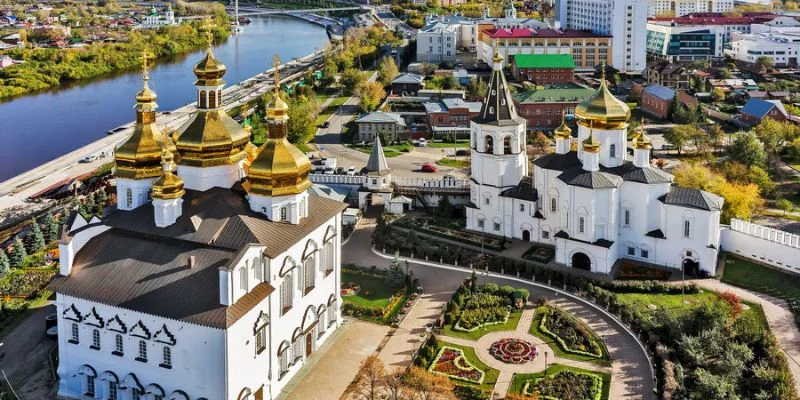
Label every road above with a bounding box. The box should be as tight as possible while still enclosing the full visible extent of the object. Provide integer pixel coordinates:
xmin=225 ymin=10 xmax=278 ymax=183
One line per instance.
xmin=312 ymin=74 xmax=469 ymax=179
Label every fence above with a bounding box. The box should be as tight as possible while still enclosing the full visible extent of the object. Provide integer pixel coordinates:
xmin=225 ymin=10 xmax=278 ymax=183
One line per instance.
xmin=308 ymin=174 xmax=366 ymax=186
xmin=721 ymin=219 xmax=800 ymax=274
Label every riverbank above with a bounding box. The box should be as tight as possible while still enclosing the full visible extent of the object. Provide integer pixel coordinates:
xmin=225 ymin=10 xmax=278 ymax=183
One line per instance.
xmin=0 ymin=19 xmax=230 ymax=102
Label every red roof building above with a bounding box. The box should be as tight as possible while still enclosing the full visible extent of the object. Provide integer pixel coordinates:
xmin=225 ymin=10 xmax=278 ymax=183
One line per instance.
xmin=478 ymin=28 xmax=612 ymax=72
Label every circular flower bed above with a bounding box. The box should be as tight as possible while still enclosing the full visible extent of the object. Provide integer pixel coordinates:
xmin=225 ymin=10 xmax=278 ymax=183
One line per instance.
xmin=490 ymin=338 xmax=537 ymax=364
xmin=340 ymin=282 xmax=361 ymax=296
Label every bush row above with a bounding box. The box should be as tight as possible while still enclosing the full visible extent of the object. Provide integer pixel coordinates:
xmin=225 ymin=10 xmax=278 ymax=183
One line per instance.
xmin=539 ymin=307 xmax=604 ymax=359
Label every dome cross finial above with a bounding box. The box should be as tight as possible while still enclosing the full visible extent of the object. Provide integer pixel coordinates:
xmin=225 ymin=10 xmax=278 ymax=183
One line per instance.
xmin=201 ymin=17 xmax=215 ymax=49
xmin=141 ymin=47 xmax=153 ymax=84
xmin=272 ymin=54 xmax=281 ymax=95
xmin=600 ymin=62 xmax=606 ymax=84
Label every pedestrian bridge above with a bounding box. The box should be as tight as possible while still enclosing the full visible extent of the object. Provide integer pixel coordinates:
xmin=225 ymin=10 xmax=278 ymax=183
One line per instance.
xmin=229 ymin=6 xmax=364 ymax=16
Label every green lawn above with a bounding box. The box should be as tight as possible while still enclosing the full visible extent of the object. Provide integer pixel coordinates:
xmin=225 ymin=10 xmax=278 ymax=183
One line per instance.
xmin=295 ymin=142 xmax=312 ymax=154
xmin=435 ymin=340 xmax=500 ymax=393
xmin=615 ymin=290 xmax=720 ymax=318
xmin=507 ymin=364 xmax=611 ymax=400
xmin=315 ymin=96 xmax=349 ymax=126
xmin=528 ymin=306 xmax=610 ymax=364
xmin=0 ymin=291 xmax=52 ymax=341
xmin=443 ymin=310 xmax=523 ymax=341
xmin=341 ymin=271 xmax=394 ymax=309
xmin=353 ymin=143 xmax=412 ymax=158
xmin=428 ymin=140 xmax=470 ymax=148
xmin=722 ymin=255 xmax=800 ymax=304
xmin=436 ymin=158 xmax=469 ymax=168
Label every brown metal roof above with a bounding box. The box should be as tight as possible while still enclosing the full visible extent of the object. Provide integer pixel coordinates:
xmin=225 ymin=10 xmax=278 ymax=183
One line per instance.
xmin=50 ymin=188 xmax=345 ymax=329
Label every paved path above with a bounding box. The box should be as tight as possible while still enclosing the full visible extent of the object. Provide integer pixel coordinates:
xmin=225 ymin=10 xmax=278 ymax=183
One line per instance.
xmin=279 ymin=319 xmax=389 ymax=400
xmin=342 ymin=217 xmax=654 ymax=399
xmin=693 ymin=279 xmax=800 ymax=397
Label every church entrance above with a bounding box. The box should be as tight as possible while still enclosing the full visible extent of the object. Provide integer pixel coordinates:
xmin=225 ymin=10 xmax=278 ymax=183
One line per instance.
xmin=571 ymin=252 xmax=591 ymax=271
xmin=305 ymin=333 xmax=313 ymax=357
xmin=682 ymin=259 xmax=699 ymax=277
xmin=522 ymin=230 xmax=531 ymax=241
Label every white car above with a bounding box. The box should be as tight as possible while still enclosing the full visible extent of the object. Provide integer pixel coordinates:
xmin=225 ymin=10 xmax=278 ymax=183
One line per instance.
xmin=346 ymin=166 xmax=357 ymax=176
xmin=416 ymin=139 xmax=428 ymax=147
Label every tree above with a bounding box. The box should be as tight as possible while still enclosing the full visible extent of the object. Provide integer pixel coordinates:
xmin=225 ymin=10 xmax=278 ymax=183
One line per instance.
xmin=434 ymin=196 xmax=455 ymax=224
xmin=664 ymin=125 xmax=698 ymax=154
xmin=320 ymin=54 xmax=338 ymax=87
xmin=776 ymin=198 xmax=795 ymax=215
xmin=354 ymin=355 xmax=386 ymax=400
xmin=671 ymin=103 xmax=697 ymax=125
xmin=8 ymin=237 xmax=27 ymax=268
xmin=384 ymin=369 xmax=410 ymax=400
xmin=716 ymin=68 xmax=733 ymax=79
xmin=0 ymin=251 xmax=9 ymax=278
xmin=467 ymin=77 xmax=488 ymax=99
xmin=728 ymin=133 xmax=766 ymax=167
xmin=707 ymin=124 xmax=725 ymax=153
xmin=341 ymin=69 xmax=367 ymax=95
xmin=532 ymin=131 xmax=548 ymax=152
xmin=386 ymin=255 xmax=407 ymax=288
xmin=470 ymin=270 xmax=478 ymax=292
xmin=756 ymin=56 xmax=774 ymax=70
xmin=404 ymin=367 xmax=456 ymax=400
xmin=672 ymin=164 xmax=763 ymax=222
xmin=377 ymin=56 xmax=399 ymax=87
xmin=287 ymin=94 xmax=319 ymax=145
xmin=711 ymin=87 xmax=725 ymax=102
xmin=754 ymin=118 xmax=800 ymax=173
xmin=358 ymin=81 xmax=386 ymax=112
xmin=25 ymin=219 xmax=45 ymax=253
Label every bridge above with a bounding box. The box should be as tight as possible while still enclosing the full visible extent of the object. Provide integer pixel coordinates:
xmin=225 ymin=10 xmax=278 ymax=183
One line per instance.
xmin=227 ymin=5 xmax=364 ymax=16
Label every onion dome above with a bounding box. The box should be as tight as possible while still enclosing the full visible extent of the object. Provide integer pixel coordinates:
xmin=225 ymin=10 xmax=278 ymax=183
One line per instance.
xmin=633 ymin=124 xmax=653 ymax=150
xmin=244 ymin=55 xmax=312 ymax=197
xmin=554 ymin=111 xmax=572 ymax=139
xmin=173 ymin=20 xmax=248 ymax=168
xmin=152 ymin=150 xmax=185 ymax=200
xmin=575 ymin=64 xmax=630 ymax=129
xmin=115 ymin=50 xmax=174 ymax=180
xmin=582 ymin=126 xmax=601 ymax=153
xmin=193 ymin=21 xmax=226 ymax=87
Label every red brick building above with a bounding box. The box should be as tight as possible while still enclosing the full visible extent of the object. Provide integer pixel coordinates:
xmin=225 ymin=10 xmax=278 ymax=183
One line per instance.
xmin=424 ymin=98 xmax=482 ymax=139
xmin=740 ymin=98 xmax=791 ymax=126
xmin=640 ymin=84 xmax=675 ymax=120
xmin=511 ymin=54 xmax=575 ymax=84
xmin=512 ymin=83 xmax=595 ymax=131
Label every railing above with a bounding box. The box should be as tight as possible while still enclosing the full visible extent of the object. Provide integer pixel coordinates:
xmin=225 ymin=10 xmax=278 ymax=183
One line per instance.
xmin=730 ymin=218 xmax=800 ymax=248
xmin=392 ymin=177 xmax=469 ymax=188
xmin=309 ymin=174 xmax=367 ymax=185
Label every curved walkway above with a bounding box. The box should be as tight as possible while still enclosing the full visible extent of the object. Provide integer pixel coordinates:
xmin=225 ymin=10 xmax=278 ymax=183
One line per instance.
xmin=439 ymin=307 xmax=612 ymax=396
xmin=342 ymin=218 xmax=654 ymax=399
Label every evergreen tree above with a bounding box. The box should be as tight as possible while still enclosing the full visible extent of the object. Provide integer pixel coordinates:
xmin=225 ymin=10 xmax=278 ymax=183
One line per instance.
xmin=25 ymin=219 xmax=46 ymax=253
xmin=8 ymin=237 xmax=27 ymax=268
xmin=0 ymin=251 xmax=9 ymax=277
xmin=385 ymin=254 xmax=406 ymax=289
xmin=45 ymin=217 xmax=61 ymax=244
xmin=470 ymin=270 xmax=478 ymax=292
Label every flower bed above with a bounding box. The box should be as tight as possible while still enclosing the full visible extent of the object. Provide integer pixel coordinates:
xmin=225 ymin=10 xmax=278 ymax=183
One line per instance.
xmin=489 ymin=338 xmax=537 ymax=364
xmin=522 ymin=245 xmax=556 ymax=264
xmin=453 ymin=292 xmax=511 ymax=332
xmin=615 ymin=262 xmax=671 ymax=281
xmin=340 ymin=282 xmax=361 ymax=296
xmin=522 ymin=370 xmax=604 ymax=400
xmin=0 ymin=268 xmax=57 ymax=298
xmin=539 ymin=306 xmax=604 ymax=359
xmin=428 ymin=346 xmax=485 ymax=384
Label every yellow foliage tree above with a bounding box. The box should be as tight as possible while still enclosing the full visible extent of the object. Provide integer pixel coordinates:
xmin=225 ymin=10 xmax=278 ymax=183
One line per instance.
xmin=672 ymin=164 xmax=764 ymax=222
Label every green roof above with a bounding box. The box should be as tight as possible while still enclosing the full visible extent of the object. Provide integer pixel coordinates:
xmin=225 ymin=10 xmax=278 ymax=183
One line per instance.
xmin=513 ymin=82 xmax=594 ymax=104
xmin=513 ymin=54 xmax=576 ymax=69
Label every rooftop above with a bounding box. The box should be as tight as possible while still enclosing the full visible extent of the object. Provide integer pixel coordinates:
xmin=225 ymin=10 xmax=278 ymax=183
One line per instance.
xmin=356 ymin=111 xmax=406 ymax=126
xmin=643 ymin=84 xmax=675 ymax=101
xmin=482 ymin=27 xmax=610 ymax=39
xmin=514 ymin=82 xmax=595 ymax=104
xmin=513 ymin=54 xmax=576 ymax=69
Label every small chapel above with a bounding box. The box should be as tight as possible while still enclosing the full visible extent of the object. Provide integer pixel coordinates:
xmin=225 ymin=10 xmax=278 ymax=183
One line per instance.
xmin=466 ymin=53 xmax=724 ymax=275
xmin=51 ymin=32 xmax=344 ymax=400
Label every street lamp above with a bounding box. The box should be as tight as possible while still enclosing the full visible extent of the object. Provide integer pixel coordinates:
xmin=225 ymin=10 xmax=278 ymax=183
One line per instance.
xmin=544 ymin=351 xmax=549 ymax=376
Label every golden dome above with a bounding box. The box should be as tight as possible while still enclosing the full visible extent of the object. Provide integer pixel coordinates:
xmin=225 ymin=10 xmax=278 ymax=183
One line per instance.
xmin=115 ymin=53 xmax=175 ymax=180
xmin=554 ymin=111 xmax=572 ymax=139
xmin=193 ymin=20 xmax=226 ymax=86
xmin=244 ymin=54 xmax=312 ymax=197
xmin=152 ymin=150 xmax=185 ymax=200
xmin=173 ymin=109 xmax=250 ymax=167
xmin=575 ymin=66 xmax=630 ymax=128
xmin=633 ymin=128 xmax=652 ymax=150
xmin=582 ymin=127 xmax=600 ymax=153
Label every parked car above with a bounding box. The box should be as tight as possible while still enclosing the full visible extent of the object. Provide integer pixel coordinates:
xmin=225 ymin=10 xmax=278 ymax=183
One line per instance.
xmin=320 ymin=121 xmax=330 ymax=128
xmin=346 ymin=166 xmax=357 ymax=176
xmin=421 ymin=163 xmax=438 ymax=173
xmin=335 ymin=167 xmax=345 ymax=175
xmin=416 ymin=138 xmax=428 ymax=147
xmin=79 ymin=155 xmax=97 ymax=163
xmin=455 ymin=149 xmax=468 ymax=156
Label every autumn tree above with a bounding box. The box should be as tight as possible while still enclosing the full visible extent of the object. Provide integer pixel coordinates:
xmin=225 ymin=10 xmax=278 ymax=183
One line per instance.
xmin=378 ymin=56 xmax=400 ymax=87
xmin=320 ymin=54 xmax=338 ymax=87
xmin=727 ymin=133 xmax=766 ymax=167
xmin=711 ymin=87 xmax=725 ymax=102
xmin=467 ymin=77 xmax=488 ymax=99
xmin=754 ymin=118 xmax=800 ymax=173
xmin=756 ymin=56 xmax=774 ymax=70
xmin=341 ymin=69 xmax=367 ymax=95
xmin=404 ymin=367 xmax=456 ymax=400
xmin=358 ymin=81 xmax=386 ymax=112
xmin=672 ymin=164 xmax=764 ymax=222
xmin=354 ymin=356 xmax=387 ymax=400
xmin=384 ymin=369 xmax=410 ymax=400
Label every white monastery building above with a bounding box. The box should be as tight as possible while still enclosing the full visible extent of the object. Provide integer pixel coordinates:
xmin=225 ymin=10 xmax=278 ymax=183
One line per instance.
xmin=140 ymin=5 xmax=176 ymax=29
xmin=466 ymin=53 xmax=723 ymax=276
xmin=556 ymin=0 xmax=647 ymax=73
xmin=646 ymin=0 xmax=734 ymax=17
xmin=51 ymin=40 xmax=345 ymax=400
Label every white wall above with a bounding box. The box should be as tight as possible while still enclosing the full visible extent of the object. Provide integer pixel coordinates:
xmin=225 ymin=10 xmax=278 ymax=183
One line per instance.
xmin=721 ymin=219 xmax=800 ymax=274
xmin=56 ymin=294 xmax=225 ymax=400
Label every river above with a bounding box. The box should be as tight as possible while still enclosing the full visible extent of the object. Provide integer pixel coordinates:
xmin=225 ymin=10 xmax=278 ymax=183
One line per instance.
xmin=0 ymin=15 xmax=328 ymax=182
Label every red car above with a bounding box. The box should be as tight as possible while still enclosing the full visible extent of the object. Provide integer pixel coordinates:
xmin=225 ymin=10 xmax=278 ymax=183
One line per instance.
xmin=421 ymin=163 xmax=438 ymax=173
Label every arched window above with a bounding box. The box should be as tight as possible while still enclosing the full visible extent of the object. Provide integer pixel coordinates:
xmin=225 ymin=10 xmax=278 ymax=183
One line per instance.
xmin=579 ymin=217 xmax=585 ymax=234
xmin=126 ymin=188 xmax=133 ymax=208
xmin=280 ymin=272 xmax=293 ymax=314
xmin=280 ymin=207 xmax=287 ymax=221
xmin=291 ymin=329 xmax=303 ymax=362
xmin=138 ymin=340 xmax=147 ymax=361
xmin=240 ymin=266 xmax=248 ymax=292
xmin=303 ymin=254 xmax=315 ymax=295
xmin=199 ymin=91 xmax=206 ymax=108
xmin=485 ymin=135 xmax=494 ymax=153
xmin=252 ymin=257 xmax=261 ymax=282
xmin=162 ymin=346 xmax=172 ymax=368
xmin=277 ymin=341 xmax=290 ymax=378
xmin=91 ymin=328 xmax=100 ymax=349
xmin=114 ymin=333 xmax=123 ymax=355
xmin=217 ymin=90 xmax=222 ymax=105
xmin=550 ymin=197 xmax=557 ymax=213
xmin=208 ymin=90 xmax=217 ymax=109
xmin=609 ymin=144 xmax=616 ymax=158
xmin=503 ymin=136 xmax=512 ymax=154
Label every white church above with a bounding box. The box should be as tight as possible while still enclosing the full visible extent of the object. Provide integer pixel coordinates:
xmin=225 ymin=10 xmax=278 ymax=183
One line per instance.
xmin=50 ymin=40 xmax=344 ymax=400
xmin=466 ymin=53 xmax=724 ymax=276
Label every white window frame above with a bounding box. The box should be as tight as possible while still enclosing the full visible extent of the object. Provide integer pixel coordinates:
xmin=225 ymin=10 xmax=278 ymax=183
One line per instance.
xmin=683 ymin=220 xmax=691 ymax=238
xmin=138 ymin=340 xmax=147 ymax=361
xmin=115 ymin=334 xmax=123 ymax=354
xmin=162 ymin=346 xmax=172 ymax=367
xmin=71 ymin=323 xmax=79 ymax=343
xmin=579 ymin=217 xmax=585 ymax=234
xmin=92 ymin=329 xmax=100 ymax=349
